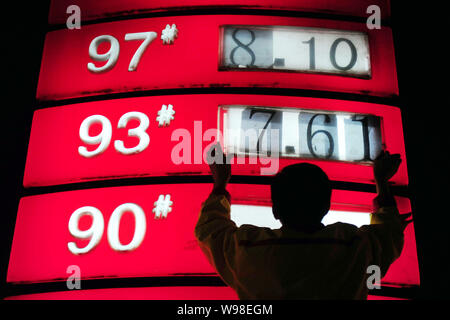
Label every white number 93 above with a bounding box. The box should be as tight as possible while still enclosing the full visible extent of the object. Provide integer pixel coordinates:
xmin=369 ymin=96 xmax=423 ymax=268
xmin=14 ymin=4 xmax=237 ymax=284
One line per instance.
xmin=78 ymin=112 xmax=150 ymax=157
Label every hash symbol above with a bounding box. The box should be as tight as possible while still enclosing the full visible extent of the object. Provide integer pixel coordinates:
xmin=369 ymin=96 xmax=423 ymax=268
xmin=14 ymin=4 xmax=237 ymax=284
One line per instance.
xmin=153 ymin=194 xmax=173 ymax=219
xmin=161 ymin=24 xmax=178 ymax=44
xmin=156 ymin=104 xmax=175 ymax=126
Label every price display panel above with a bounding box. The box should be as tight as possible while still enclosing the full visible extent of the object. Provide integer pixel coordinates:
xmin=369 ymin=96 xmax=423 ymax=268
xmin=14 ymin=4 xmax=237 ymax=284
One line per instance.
xmin=221 ymin=106 xmax=382 ymax=162
xmin=221 ymin=26 xmax=371 ymax=77
xmin=49 ymin=0 xmax=390 ymax=24
xmin=24 ymin=95 xmax=408 ymax=187
xmin=7 ymin=184 xmax=418 ymax=286
xmin=36 ymin=15 xmax=398 ymax=101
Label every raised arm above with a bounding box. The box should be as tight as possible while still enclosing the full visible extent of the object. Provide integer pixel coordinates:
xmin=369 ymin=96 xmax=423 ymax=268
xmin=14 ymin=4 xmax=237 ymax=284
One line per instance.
xmin=194 ymin=143 xmax=239 ymax=287
xmin=358 ymin=151 xmax=408 ymax=276
xmin=373 ymin=150 xmax=401 ymax=209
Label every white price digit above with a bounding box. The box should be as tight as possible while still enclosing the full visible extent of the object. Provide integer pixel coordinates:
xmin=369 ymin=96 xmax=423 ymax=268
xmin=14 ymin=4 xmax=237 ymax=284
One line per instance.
xmin=87 ymin=35 xmax=120 ymax=73
xmin=114 ymin=111 xmax=150 ymax=155
xmin=68 ymin=206 xmax=105 ymax=255
xmin=68 ymin=203 xmax=147 ymax=254
xmin=107 ymin=203 xmax=147 ymax=252
xmin=124 ymin=31 xmax=157 ymax=71
xmin=78 ymin=115 xmax=112 ymax=158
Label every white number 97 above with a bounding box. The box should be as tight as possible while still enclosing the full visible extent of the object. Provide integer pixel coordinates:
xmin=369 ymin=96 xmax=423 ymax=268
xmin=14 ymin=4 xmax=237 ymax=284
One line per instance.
xmin=87 ymin=35 xmax=120 ymax=73
xmin=87 ymin=32 xmax=156 ymax=73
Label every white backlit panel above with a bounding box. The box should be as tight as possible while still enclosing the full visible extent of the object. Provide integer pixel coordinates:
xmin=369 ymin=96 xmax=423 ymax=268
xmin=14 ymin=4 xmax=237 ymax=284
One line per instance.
xmin=231 ymin=205 xmax=371 ymax=229
xmin=222 ymin=26 xmax=371 ymax=77
xmin=222 ymin=105 xmax=382 ymax=162
xmin=231 ymin=205 xmax=282 ymax=229
xmin=321 ymin=210 xmax=371 ymax=227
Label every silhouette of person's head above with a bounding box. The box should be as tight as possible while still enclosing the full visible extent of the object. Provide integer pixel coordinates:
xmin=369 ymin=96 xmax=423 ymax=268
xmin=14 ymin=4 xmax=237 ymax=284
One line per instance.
xmin=271 ymin=163 xmax=331 ymax=230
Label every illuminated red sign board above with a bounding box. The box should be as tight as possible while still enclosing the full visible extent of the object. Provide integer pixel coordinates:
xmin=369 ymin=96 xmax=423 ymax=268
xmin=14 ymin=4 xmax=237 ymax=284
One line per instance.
xmin=7 ymin=184 xmax=418 ymax=286
xmin=24 ymin=94 xmax=408 ymax=187
xmin=9 ymin=0 xmax=417 ymax=300
xmin=37 ymin=15 xmax=398 ymax=101
xmin=49 ymin=0 xmax=391 ymax=24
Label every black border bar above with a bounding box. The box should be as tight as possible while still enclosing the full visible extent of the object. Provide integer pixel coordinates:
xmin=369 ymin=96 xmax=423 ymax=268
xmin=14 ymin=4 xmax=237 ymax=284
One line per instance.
xmin=47 ymin=7 xmax=392 ymax=32
xmin=20 ymin=176 xmax=410 ymax=199
xmin=34 ymin=88 xmax=401 ymax=111
xmin=4 ymin=275 xmax=419 ymax=300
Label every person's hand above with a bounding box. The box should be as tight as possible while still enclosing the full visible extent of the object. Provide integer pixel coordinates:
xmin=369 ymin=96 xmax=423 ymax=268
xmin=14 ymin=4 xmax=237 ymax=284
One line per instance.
xmin=207 ymin=143 xmax=231 ymax=192
xmin=373 ymin=150 xmax=402 ymax=183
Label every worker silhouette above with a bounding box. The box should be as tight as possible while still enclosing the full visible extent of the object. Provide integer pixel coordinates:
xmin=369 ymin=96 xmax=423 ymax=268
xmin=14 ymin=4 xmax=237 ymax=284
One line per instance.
xmin=195 ymin=143 xmax=411 ymax=299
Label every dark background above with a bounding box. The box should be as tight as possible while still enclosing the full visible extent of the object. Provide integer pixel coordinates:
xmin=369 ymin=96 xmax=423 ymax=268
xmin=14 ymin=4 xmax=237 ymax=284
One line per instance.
xmin=1 ymin=1 xmax=449 ymax=302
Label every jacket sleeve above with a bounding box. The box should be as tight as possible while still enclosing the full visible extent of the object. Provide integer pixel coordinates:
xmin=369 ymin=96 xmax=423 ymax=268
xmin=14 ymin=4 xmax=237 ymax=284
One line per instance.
xmin=194 ymin=190 xmax=240 ymax=288
xmin=357 ymin=194 xmax=405 ymax=277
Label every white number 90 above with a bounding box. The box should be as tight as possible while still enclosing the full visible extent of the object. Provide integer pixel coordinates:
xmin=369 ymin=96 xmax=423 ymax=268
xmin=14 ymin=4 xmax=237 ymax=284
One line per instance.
xmin=68 ymin=203 xmax=147 ymax=255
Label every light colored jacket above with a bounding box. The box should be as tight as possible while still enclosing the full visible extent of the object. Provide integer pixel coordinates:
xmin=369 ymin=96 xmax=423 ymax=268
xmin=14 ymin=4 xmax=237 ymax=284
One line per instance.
xmin=194 ymin=191 xmax=404 ymax=300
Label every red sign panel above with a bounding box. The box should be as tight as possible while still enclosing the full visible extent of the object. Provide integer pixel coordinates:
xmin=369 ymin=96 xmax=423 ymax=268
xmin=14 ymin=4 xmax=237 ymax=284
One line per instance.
xmin=37 ymin=15 xmax=397 ymax=101
xmin=24 ymin=95 xmax=408 ymax=187
xmin=4 ymin=287 xmax=401 ymax=300
xmin=7 ymin=184 xmax=418 ymax=286
xmin=49 ymin=0 xmax=391 ymax=24
xmin=6 ymin=287 xmax=239 ymax=300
